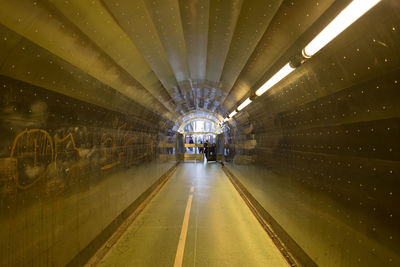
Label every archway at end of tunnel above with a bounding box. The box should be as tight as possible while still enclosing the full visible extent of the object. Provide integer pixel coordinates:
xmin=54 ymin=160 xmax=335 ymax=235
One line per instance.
xmin=177 ymin=117 xmax=224 ymax=163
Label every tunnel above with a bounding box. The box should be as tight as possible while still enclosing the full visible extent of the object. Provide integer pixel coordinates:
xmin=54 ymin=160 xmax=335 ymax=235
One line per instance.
xmin=0 ymin=0 xmax=399 ymax=266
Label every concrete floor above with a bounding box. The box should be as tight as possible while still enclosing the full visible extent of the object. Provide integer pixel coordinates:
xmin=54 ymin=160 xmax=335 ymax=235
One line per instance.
xmin=98 ymin=162 xmax=288 ymax=267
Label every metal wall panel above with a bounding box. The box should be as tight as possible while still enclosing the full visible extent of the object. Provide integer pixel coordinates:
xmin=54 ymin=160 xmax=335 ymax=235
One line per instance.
xmin=223 ymin=1 xmax=400 ymax=266
xmin=0 ymin=76 xmax=177 ymax=266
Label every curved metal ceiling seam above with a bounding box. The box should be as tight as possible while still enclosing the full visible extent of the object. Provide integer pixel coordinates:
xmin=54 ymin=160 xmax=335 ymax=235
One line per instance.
xmin=143 ymin=0 xmax=196 ymax=111
xmin=46 ymin=0 xmax=182 ymax=117
xmin=179 ymin=0 xmax=209 ymax=82
xmin=102 ymin=0 xmax=232 ymax=117
xmin=0 ymin=0 xmax=177 ymax=121
xmin=204 ymin=0 xmax=243 ymax=113
xmin=206 ymin=0 xmax=243 ymax=84
xmin=214 ymin=0 xmax=284 ymax=113
xmin=101 ymin=0 xmax=189 ymax=112
xmin=143 ymin=0 xmax=190 ymax=83
xmin=179 ymin=0 xmax=210 ymax=110
xmin=0 ymin=25 xmax=164 ymax=122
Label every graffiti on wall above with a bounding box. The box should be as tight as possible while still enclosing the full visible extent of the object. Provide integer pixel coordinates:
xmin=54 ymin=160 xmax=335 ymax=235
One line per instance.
xmin=100 ymin=116 xmax=153 ymax=171
xmin=0 ymin=77 xmax=175 ymax=196
xmin=0 ymin=116 xmax=157 ymax=194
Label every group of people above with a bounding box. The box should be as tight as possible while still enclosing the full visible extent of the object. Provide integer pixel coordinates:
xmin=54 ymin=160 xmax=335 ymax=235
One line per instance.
xmin=187 ymin=138 xmax=216 ymax=161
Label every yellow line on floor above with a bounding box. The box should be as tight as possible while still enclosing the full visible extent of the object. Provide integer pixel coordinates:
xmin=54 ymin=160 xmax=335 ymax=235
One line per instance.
xmin=173 ymin=186 xmax=194 ymax=267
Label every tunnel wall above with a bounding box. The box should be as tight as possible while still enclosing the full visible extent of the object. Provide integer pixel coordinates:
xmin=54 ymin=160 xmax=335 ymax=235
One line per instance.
xmin=223 ymin=2 xmax=400 ymax=266
xmin=0 ymin=76 xmax=177 ymax=266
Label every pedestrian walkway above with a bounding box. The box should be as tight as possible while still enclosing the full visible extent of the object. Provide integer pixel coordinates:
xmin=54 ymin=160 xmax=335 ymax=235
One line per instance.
xmin=98 ymin=163 xmax=288 ymax=267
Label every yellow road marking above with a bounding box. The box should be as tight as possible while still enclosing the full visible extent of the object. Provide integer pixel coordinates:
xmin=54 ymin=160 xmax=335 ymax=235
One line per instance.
xmin=174 ymin=186 xmax=194 ymax=267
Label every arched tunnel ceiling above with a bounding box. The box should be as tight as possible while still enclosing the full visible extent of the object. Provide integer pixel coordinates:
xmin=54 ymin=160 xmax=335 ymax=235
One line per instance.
xmin=0 ymin=0 xmax=340 ymax=124
xmin=174 ymin=109 xmax=224 ymax=132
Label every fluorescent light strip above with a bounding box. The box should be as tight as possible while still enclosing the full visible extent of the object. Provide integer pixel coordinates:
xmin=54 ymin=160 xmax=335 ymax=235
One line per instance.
xmin=229 ymin=110 xmax=237 ymax=118
xmin=255 ymin=63 xmax=295 ymax=96
xmin=237 ymin=98 xmax=252 ymax=111
xmin=223 ymin=118 xmax=229 ymax=122
xmin=303 ymin=0 xmax=382 ymax=58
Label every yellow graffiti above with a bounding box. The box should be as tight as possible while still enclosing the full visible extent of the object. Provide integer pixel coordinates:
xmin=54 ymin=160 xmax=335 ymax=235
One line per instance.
xmin=9 ymin=129 xmax=54 ymax=190
xmin=100 ymin=116 xmax=130 ymax=171
xmin=0 ymin=120 xmax=155 ymax=191
xmin=100 ymin=161 xmax=120 ymax=171
xmin=0 ymin=129 xmax=82 ymax=191
xmin=54 ymin=132 xmax=81 ymax=156
xmin=53 ymin=132 xmax=85 ymax=193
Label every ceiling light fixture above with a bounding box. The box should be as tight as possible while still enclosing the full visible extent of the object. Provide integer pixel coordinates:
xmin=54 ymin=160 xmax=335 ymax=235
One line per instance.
xmin=255 ymin=63 xmax=295 ymax=96
xmin=237 ymin=97 xmax=252 ymax=111
xmin=302 ymin=0 xmax=382 ymax=58
xmin=229 ymin=110 xmax=238 ymax=118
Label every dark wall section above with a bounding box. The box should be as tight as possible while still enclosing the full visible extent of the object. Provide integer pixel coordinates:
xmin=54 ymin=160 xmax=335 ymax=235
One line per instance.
xmin=0 ymin=76 xmax=177 ymax=266
xmin=224 ymin=1 xmax=400 ymax=266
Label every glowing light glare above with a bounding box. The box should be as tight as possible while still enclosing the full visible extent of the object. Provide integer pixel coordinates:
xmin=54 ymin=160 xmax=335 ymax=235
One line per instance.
xmin=255 ymin=63 xmax=295 ymax=96
xmin=229 ymin=110 xmax=237 ymax=118
xmin=237 ymin=98 xmax=252 ymax=111
xmin=223 ymin=118 xmax=229 ymax=122
xmin=303 ymin=0 xmax=382 ymax=57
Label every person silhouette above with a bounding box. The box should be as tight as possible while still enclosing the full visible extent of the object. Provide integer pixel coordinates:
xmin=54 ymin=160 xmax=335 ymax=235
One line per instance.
xmin=189 ymin=138 xmax=194 ymax=152
xmin=204 ymin=140 xmax=209 ymax=160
